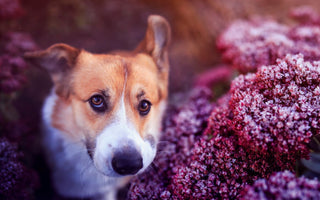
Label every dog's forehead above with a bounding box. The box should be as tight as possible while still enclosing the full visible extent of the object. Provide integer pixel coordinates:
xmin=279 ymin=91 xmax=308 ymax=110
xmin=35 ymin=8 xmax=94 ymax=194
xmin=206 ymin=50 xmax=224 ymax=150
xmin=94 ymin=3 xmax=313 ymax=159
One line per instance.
xmin=72 ymin=52 xmax=125 ymax=99
xmin=126 ymin=54 xmax=160 ymax=100
xmin=72 ymin=51 xmax=159 ymax=100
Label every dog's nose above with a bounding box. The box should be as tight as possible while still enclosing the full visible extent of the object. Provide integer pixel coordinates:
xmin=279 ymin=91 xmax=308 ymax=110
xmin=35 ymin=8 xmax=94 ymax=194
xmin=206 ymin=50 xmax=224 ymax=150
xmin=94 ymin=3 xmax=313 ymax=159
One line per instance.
xmin=111 ymin=148 xmax=143 ymax=175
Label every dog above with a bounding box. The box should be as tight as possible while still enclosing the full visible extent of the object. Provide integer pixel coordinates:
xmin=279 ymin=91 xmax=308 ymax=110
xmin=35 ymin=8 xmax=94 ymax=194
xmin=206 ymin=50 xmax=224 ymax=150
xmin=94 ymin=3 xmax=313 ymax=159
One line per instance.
xmin=25 ymin=15 xmax=170 ymax=200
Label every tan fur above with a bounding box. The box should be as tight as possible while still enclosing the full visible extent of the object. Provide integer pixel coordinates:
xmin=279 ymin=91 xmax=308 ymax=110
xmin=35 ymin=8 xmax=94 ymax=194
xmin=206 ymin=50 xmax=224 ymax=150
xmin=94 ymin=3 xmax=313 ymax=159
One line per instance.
xmin=50 ymin=51 xmax=166 ymax=141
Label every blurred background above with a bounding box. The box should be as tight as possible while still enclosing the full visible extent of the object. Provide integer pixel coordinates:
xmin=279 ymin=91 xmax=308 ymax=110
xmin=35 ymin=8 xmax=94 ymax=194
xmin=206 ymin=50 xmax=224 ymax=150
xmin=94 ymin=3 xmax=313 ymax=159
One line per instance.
xmin=3 ymin=0 xmax=320 ymax=93
xmin=1 ymin=0 xmax=320 ymax=199
xmin=3 ymin=0 xmax=320 ymax=92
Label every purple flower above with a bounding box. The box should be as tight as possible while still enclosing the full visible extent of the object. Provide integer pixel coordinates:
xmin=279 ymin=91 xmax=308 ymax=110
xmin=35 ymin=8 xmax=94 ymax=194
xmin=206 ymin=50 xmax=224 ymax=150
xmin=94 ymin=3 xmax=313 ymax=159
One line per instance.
xmin=230 ymin=54 xmax=320 ymax=170
xmin=0 ymin=138 xmax=38 ymax=200
xmin=0 ymin=0 xmax=24 ymax=20
xmin=217 ymin=18 xmax=291 ymax=73
xmin=290 ymin=6 xmax=320 ymax=25
xmin=128 ymin=53 xmax=319 ymax=199
xmin=4 ymin=32 xmax=38 ymax=55
xmin=194 ymin=65 xmax=233 ymax=88
xmin=240 ymin=171 xmax=320 ymax=200
xmin=218 ymin=7 xmax=320 ymax=73
xmin=168 ymin=94 xmax=261 ymax=199
xmin=0 ymin=54 xmax=27 ymax=93
xmin=0 ymin=32 xmax=37 ymax=93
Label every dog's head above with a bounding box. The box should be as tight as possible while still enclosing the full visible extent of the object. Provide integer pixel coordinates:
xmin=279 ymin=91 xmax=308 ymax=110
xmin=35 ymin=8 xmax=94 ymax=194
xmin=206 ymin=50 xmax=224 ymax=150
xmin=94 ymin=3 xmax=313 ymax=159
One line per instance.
xmin=25 ymin=15 xmax=170 ymax=176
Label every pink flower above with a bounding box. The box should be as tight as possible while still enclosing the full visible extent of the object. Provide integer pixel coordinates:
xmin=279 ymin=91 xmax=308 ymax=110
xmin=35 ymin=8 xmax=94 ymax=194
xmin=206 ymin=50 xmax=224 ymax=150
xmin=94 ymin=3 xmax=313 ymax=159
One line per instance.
xmin=0 ymin=32 xmax=37 ymax=93
xmin=218 ymin=7 xmax=320 ymax=73
xmin=230 ymin=54 xmax=319 ymax=170
xmin=0 ymin=0 xmax=24 ymax=20
xmin=0 ymin=138 xmax=38 ymax=200
xmin=129 ymin=54 xmax=319 ymax=199
xmin=240 ymin=171 xmax=320 ymax=199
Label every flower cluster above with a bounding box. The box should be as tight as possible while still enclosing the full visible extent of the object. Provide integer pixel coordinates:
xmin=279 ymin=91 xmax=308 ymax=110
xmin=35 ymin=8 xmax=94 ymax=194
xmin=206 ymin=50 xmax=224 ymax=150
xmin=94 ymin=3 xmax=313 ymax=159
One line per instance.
xmin=290 ymin=6 xmax=320 ymax=25
xmin=240 ymin=171 xmax=320 ymax=200
xmin=217 ymin=7 xmax=320 ymax=73
xmin=0 ymin=138 xmax=38 ymax=200
xmin=173 ymin=54 xmax=320 ymax=199
xmin=194 ymin=65 xmax=233 ymax=88
xmin=0 ymin=32 xmax=37 ymax=93
xmin=169 ymin=97 xmax=252 ymax=199
xmin=128 ymin=53 xmax=320 ymax=199
xmin=230 ymin=54 xmax=320 ymax=169
xmin=128 ymin=87 xmax=213 ymax=199
xmin=0 ymin=3 xmax=39 ymax=198
xmin=0 ymin=0 xmax=24 ymax=20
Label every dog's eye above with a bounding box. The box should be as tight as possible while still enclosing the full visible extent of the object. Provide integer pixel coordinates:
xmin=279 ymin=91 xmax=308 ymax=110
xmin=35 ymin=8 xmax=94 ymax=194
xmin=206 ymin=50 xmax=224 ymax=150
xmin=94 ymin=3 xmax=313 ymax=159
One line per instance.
xmin=138 ymin=100 xmax=151 ymax=116
xmin=89 ymin=95 xmax=107 ymax=112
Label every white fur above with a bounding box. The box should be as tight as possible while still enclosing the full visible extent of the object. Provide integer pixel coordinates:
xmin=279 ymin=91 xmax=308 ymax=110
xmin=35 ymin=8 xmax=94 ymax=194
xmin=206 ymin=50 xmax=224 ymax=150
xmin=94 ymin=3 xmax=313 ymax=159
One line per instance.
xmin=42 ymin=92 xmax=127 ymax=199
xmin=93 ymin=83 xmax=156 ymax=177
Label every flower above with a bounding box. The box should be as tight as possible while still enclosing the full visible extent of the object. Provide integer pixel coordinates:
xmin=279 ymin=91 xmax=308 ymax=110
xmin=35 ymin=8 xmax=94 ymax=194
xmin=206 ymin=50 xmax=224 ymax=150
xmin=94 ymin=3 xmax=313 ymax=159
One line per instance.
xmin=217 ymin=7 xmax=320 ymax=73
xmin=0 ymin=32 xmax=37 ymax=93
xmin=128 ymin=54 xmax=319 ymax=199
xmin=0 ymin=138 xmax=38 ymax=200
xmin=290 ymin=6 xmax=320 ymax=25
xmin=217 ymin=18 xmax=291 ymax=73
xmin=0 ymin=0 xmax=24 ymax=20
xmin=170 ymin=97 xmax=252 ymax=199
xmin=230 ymin=54 xmax=320 ymax=170
xmin=240 ymin=171 xmax=320 ymax=200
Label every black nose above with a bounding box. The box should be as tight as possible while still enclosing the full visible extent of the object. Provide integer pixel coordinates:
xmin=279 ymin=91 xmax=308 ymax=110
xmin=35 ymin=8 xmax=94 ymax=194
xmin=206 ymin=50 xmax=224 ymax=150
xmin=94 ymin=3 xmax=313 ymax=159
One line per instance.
xmin=111 ymin=148 xmax=143 ymax=175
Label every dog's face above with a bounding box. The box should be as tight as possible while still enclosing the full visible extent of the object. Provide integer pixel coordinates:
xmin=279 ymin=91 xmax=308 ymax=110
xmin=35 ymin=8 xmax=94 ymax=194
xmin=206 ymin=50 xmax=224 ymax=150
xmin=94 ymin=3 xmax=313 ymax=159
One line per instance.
xmin=25 ymin=15 xmax=170 ymax=177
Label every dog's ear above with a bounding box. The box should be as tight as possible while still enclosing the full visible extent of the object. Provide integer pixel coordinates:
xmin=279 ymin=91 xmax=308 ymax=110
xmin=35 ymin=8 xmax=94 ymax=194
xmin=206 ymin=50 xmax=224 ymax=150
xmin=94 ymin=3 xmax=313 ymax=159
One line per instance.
xmin=136 ymin=15 xmax=171 ymax=73
xmin=24 ymin=43 xmax=80 ymax=73
xmin=24 ymin=43 xmax=80 ymax=97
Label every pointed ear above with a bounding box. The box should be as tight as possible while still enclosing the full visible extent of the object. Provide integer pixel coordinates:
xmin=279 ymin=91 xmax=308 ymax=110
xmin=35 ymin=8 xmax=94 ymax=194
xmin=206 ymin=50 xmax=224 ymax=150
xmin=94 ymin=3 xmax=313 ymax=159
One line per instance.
xmin=24 ymin=43 xmax=80 ymax=73
xmin=135 ymin=15 xmax=171 ymax=72
xmin=24 ymin=43 xmax=80 ymax=97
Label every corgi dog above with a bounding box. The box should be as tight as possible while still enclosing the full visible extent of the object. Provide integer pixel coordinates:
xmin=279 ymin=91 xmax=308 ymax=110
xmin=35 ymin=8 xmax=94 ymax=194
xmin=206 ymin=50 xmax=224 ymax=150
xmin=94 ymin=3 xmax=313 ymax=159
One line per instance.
xmin=25 ymin=15 xmax=170 ymax=200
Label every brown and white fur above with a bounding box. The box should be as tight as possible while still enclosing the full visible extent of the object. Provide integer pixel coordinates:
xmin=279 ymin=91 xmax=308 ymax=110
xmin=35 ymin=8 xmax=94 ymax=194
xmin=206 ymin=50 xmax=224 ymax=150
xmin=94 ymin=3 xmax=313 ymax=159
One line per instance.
xmin=25 ymin=15 xmax=171 ymax=200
